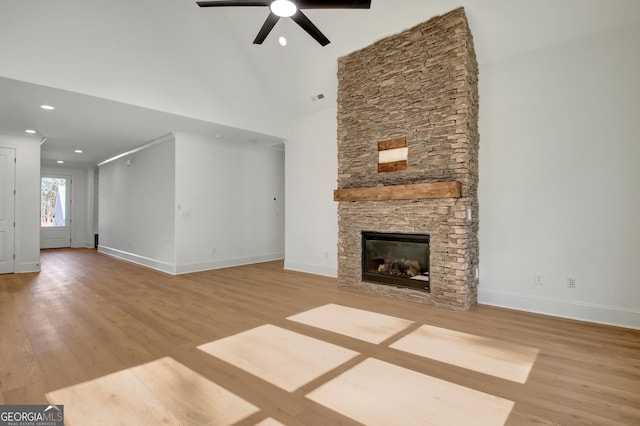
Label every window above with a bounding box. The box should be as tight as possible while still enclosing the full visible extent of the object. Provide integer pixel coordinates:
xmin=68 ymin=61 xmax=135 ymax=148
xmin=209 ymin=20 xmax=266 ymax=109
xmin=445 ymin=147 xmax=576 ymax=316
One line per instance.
xmin=41 ymin=177 xmax=67 ymax=227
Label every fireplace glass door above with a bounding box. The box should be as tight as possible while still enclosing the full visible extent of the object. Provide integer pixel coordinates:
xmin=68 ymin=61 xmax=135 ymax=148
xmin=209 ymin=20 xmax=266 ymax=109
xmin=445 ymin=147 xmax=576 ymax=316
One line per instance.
xmin=361 ymin=231 xmax=430 ymax=292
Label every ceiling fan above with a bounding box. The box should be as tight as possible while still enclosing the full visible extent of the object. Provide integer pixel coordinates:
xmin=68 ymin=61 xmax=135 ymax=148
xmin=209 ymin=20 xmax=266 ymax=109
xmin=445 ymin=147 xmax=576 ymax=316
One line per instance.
xmin=196 ymin=0 xmax=371 ymax=46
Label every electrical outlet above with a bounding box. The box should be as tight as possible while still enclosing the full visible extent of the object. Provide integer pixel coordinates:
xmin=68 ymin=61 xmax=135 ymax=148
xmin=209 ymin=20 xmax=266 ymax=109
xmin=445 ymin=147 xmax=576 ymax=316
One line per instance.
xmin=567 ymin=275 xmax=576 ymax=288
xmin=534 ymin=273 xmax=544 ymax=285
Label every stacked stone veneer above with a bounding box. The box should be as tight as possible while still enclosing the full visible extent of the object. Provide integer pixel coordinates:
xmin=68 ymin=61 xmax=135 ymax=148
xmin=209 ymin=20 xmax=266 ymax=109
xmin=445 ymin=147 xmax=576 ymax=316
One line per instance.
xmin=336 ymin=8 xmax=479 ymax=310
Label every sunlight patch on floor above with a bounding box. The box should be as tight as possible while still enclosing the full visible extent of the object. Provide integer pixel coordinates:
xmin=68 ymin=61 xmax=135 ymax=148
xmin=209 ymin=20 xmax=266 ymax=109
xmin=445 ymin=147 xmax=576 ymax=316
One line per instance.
xmin=287 ymin=303 xmax=414 ymax=344
xmin=254 ymin=418 xmax=286 ymax=426
xmin=46 ymin=357 xmax=259 ymax=425
xmin=45 ymin=308 xmax=535 ymax=425
xmin=198 ymin=324 xmax=360 ymax=392
xmin=390 ymin=325 xmax=539 ymax=383
xmin=306 ymin=358 xmax=514 ymax=426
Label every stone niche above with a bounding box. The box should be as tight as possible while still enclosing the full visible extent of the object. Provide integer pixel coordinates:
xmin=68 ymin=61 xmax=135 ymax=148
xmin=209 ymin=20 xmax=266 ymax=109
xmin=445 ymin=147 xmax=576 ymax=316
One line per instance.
xmin=335 ymin=7 xmax=479 ymax=310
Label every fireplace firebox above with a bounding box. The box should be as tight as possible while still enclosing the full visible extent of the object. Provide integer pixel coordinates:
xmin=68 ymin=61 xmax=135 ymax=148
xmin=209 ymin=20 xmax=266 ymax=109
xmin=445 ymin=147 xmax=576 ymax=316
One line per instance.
xmin=361 ymin=231 xmax=430 ymax=292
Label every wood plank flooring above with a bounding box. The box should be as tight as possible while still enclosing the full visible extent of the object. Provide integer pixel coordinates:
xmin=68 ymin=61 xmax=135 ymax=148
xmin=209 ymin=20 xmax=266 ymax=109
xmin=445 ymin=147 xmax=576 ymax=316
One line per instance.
xmin=1 ymin=248 xmax=639 ymax=425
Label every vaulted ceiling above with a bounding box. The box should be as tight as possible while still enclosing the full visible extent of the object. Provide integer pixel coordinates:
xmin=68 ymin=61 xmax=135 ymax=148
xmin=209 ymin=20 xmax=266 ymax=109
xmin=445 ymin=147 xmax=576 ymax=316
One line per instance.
xmin=1 ymin=0 xmax=639 ymax=167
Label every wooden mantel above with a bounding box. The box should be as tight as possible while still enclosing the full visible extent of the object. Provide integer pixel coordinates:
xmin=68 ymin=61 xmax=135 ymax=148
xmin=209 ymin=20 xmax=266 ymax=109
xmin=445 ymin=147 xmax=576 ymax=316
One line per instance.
xmin=333 ymin=181 xmax=461 ymax=202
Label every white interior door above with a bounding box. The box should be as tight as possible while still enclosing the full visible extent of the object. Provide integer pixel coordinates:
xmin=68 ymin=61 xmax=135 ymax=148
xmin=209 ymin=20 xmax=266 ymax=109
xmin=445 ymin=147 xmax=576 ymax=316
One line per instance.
xmin=40 ymin=175 xmax=72 ymax=249
xmin=0 ymin=147 xmax=16 ymax=274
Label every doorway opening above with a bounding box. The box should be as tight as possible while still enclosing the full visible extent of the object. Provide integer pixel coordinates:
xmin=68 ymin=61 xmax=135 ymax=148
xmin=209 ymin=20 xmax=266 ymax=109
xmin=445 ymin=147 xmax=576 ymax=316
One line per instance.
xmin=40 ymin=175 xmax=71 ymax=248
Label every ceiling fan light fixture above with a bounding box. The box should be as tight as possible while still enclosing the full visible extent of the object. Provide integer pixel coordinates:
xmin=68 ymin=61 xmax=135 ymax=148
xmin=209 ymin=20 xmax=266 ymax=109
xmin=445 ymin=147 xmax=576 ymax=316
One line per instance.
xmin=270 ymin=0 xmax=296 ymax=18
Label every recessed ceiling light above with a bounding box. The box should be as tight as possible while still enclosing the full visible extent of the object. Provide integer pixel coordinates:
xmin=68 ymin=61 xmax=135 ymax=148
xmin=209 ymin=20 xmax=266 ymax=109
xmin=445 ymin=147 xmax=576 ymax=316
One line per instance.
xmin=279 ymin=36 xmax=287 ymax=46
xmin=74 ymin=149 xmax=83 ymax=154
xmin=57 ymin=160 xmax=64 ymax=164
xmin=41 ymin=105 xmax=55 ymax=110
xmin=25 ymin=129 xmax=36 ymax=134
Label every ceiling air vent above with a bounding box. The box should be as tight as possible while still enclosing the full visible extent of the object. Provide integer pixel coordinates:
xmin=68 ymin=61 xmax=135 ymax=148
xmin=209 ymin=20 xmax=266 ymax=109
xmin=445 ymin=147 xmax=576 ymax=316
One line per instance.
xmin=311 ymin=93 xmax=325 ymax=102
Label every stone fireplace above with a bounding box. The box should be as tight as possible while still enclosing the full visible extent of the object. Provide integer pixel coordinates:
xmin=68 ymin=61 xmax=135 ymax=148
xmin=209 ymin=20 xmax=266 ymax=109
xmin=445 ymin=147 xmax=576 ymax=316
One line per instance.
xmin=335 ymin=8 xmax=479 ymax=310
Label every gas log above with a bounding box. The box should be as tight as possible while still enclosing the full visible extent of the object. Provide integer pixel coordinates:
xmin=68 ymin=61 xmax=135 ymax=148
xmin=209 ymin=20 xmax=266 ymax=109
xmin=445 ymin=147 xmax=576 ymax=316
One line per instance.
xmin=377 ymin=258 xmax=422 ymax=277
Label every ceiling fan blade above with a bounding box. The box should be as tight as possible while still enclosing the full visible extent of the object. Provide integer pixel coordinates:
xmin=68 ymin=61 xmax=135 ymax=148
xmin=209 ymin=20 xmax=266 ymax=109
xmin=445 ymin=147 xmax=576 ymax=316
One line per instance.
xmin=253 ymin=12 xmax=281 ymax=44
xmin=197 ymin=1 xmax=270 ymax=7
xmin=291 ymin=10 xmax=330 ymax=46
xmin=296 ymin=0 xmax=371 ymax=9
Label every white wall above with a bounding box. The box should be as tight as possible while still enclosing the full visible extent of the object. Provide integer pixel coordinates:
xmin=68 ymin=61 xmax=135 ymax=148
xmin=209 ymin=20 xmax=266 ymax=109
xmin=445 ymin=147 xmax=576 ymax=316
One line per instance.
xmin=41 ymin=166 xmax=95 ymax=248
xmin=174 ymin=132 xmax=285 ymax=274
xmin=99 ymin=136 xmax=177 ymax=273
xmin=93 ymin=168 xmax=99 ymax=237
xmin=99 ymin=132 xmax=285 ymax=275
xmin=478 ymin=22 xmax=640 ymax=328
xmin=284 ymin=107 xmax=338 ymax=277
xmin=87 ymin=167 xmax=96 ymax=247
xmin=0 ymin=133 xmax=40 ymax=272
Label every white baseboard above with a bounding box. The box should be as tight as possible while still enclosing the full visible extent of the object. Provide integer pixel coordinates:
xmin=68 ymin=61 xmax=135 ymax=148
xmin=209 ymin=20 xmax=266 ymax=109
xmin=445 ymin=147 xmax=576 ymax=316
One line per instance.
xmin=175 ymin=252 xmax=284 ymax=274
xmin=98 ymin=246 xmax=177 ymax=274
xmin=284 ymin=260 xmax=337 ymax=278
xmin=16 ymin=262 xmax=41 ymax=273
xmin=71 ymin=241 xmax=95 ymax=249
xmin=98 ymin=246 xmax=284 ymax=276
xmin=479 ymin=288 xmax=640 ymax=330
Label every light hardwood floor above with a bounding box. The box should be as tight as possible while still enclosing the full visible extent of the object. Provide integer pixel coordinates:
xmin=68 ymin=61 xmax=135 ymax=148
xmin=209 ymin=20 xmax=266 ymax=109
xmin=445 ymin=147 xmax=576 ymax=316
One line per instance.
xmin=1 ymin=249 xmax=639 ymax=425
